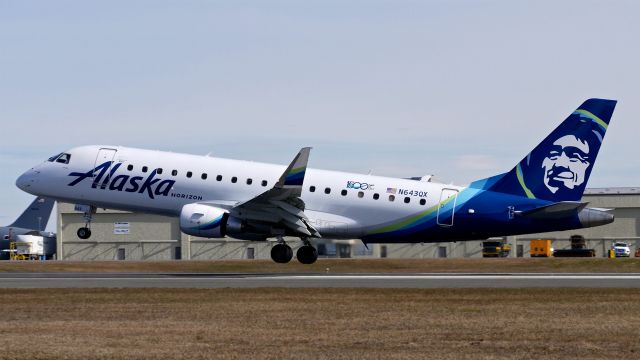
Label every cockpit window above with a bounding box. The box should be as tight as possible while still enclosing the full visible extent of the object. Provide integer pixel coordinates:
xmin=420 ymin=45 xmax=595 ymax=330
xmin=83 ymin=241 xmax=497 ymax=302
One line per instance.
xmin=55 ymin=153 xmax=71 ymax=164
xmin=47 ymin=153 xmax=63 ymax=162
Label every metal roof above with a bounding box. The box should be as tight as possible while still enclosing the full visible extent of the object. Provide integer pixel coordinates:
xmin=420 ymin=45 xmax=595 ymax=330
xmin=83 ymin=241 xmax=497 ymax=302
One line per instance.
xmin=584 ymin=187 xmax=640 ymax=195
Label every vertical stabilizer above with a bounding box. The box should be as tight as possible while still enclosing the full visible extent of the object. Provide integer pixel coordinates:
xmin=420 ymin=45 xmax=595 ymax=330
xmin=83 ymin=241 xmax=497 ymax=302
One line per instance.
xmin=9 ymin=197 xmax=55 ymax=231
xmin=485 ymin=98 xmax=616 ymax=201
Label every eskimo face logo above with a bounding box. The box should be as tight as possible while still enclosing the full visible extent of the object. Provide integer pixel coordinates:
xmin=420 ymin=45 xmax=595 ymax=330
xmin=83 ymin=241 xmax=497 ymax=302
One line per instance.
xmin=541 ymin=135 xmax=590 ymax=194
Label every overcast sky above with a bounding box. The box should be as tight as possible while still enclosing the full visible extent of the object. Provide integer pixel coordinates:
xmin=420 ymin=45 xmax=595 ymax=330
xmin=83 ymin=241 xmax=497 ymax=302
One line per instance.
xmin=1 ymin=0 xmax=638 ymax=229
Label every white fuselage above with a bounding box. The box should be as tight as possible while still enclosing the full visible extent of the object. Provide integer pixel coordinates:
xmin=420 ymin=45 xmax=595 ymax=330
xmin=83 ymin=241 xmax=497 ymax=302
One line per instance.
xmin=17 ymin=145 xmax=461 ymax=239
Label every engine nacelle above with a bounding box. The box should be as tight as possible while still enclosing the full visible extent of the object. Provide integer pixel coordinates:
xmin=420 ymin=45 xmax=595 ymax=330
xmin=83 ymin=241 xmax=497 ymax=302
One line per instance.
xmin=180 ymin=204 xmax=235 ymax=238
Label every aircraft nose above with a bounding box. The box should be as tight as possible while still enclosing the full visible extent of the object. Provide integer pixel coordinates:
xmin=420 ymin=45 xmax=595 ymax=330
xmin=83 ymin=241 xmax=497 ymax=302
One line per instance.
xmin=16 ymin=169 xmax=38 ymax=192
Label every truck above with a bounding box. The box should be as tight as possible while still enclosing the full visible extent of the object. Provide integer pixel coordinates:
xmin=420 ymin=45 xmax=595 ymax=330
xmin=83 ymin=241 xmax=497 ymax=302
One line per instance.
xmin=553 ymin=235 xmax=596 ymax=257
xmin=8 ymin=234 xmax=56 ymax=260
xmin=482 ymin=241 xmax=512 ymax=258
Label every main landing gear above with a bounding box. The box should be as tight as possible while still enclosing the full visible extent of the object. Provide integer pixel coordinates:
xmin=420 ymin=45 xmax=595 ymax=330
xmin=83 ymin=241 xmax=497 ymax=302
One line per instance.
xmin=271 ymin=237 xmax=318 ymax=264
xmin=77 ymin=205 xmax=96 ymax=240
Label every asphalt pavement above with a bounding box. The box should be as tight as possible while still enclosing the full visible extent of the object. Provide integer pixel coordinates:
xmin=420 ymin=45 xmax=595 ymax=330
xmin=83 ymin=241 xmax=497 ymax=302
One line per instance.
xmin=0 ymin=272 xmax=639 ymax=288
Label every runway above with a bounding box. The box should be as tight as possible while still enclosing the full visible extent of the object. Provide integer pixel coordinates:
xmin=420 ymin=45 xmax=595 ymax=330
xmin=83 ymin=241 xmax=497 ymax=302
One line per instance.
xmin=0 ymin=272 xmax=639 ymax=288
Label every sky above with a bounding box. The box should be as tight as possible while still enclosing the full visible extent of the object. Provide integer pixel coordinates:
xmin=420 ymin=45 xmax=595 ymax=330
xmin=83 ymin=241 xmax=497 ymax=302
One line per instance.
xmin=0 ymin=0 xmax=639 ymax=229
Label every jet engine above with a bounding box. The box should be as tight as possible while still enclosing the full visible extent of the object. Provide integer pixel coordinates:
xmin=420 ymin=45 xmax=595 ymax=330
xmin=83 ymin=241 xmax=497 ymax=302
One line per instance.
xmin=179 ymin=204 xmax=243 ymax=238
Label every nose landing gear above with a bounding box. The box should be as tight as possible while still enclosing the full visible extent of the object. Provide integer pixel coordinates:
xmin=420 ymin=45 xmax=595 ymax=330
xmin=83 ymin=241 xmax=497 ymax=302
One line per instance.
xmin=77 ymin=227 xmax=91 ymax=239
xmin=76 ymin=205 xmax=96 ymax=240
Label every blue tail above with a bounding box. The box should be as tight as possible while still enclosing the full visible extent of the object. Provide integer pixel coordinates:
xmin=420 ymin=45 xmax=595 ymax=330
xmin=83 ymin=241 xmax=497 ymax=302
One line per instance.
xmin=475 ymin=98 xmax=617 ymax=202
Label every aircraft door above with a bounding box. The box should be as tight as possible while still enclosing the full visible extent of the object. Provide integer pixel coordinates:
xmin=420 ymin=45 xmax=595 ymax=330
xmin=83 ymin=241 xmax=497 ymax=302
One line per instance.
xmin=93 ymin=148 xmax=118 ymax=188
xmin=437 ymin=188 xmax=459 ymax=227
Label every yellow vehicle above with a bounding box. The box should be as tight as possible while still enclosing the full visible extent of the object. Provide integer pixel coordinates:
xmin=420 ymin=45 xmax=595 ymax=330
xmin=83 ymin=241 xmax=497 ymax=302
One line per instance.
xmin=530 ymin=239 xmax=552 ymax=257
xmin=482 ymin=241 xmax=512 ymax=257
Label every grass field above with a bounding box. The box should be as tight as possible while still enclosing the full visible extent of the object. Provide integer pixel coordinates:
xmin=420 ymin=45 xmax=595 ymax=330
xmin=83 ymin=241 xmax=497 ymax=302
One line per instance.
xmin=0 ymin=288 xmax=638 ymax=360
xmin=0 ymin=258 xmax=639 ymax=273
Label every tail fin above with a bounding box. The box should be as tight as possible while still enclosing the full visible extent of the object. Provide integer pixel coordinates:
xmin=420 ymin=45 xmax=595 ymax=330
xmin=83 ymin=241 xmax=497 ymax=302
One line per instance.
xmin=481 ymin=98 xmax=617 ymax=202
xmin=10 ymin=197 xmax=55 ymax=231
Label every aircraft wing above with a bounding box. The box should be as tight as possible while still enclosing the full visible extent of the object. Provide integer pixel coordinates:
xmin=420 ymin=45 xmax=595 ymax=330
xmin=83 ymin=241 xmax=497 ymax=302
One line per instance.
xmin=227 ymin=147 xmax=320 ymax=238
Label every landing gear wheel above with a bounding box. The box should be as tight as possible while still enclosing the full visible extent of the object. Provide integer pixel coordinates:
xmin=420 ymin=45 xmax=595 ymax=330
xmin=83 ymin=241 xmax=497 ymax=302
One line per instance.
xmin=271 ymin=243 xmax=293 ymax=263
xmin=297 ymin=245 xmax=318 ymax=265
xmin=77 ymin=227 xmax=91 ymax=239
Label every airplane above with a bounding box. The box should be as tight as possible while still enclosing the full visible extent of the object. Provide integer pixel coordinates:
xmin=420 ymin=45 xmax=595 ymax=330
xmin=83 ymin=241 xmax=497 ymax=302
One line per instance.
xmin=0 ymin=197 xmax=55 ymax=259
xmin=16 ymin=98 xmax=616 ymax=264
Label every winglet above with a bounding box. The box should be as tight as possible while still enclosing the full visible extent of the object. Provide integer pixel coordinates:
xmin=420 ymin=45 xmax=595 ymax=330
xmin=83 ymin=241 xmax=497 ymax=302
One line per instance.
xmin=276 ymin=147 xmax=311 ymax=189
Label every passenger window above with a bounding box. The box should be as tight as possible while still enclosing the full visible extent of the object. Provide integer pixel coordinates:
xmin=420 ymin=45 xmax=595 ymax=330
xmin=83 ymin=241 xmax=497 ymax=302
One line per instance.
xmin=358 ymin=191 xmax=364 ymax=198
xmin=156 ymin=168 xmax=163 ymax=175
xmin=420 ymin=199 xmax=426 ymax=206
xmin=172 ymin=170 xmax=178 ymax=176
xmin=261 ymin=180 xmax=268 ymax=187
xmin=373 ymin=193 xmax=380 ymax=200
xmin=187 ymin=171 xmax=193 ymax=178
xmin=324 ymin=187 xmax=331 ymax=194
xmin=142 ymin=166 xmax=148 ymax=173
xmin=127 ymin=165 xmax=133 ymax=171
xmin=404 ymin=197 xmax=410 ymax=204
xmin=216 ymin=175 xmax=222 ymax=181
xmin=201 ymin=173 xmax=208 ymax=180
xmin=309 ymin=186 xmax=316 ymax=192
xmin=388 ymin=195 xmax=395 ymax=202
xmin=232 ymin=177 xmax=238 ymax=183
xmin=247 ymin=178 xmax=253 ymax=185
xmin=341 ymin=190 xmax=347 ymax=196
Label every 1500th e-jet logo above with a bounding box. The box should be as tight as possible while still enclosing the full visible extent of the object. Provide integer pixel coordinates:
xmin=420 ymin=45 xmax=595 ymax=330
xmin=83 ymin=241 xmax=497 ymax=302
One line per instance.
xmin=68 ymin=161 xmax=175 ymax=199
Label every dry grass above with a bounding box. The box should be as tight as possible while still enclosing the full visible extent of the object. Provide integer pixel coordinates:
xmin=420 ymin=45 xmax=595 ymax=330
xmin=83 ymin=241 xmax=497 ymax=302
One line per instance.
xmin=0 ymin=258 xmax=639 ymax=273
xmin=0 ymin=288 xmax=638 ymax=359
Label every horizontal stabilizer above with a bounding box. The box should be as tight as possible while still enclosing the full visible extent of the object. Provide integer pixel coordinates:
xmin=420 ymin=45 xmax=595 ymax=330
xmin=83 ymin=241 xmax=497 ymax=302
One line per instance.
xmin=515 ymin=201 xmax=588 ymax=219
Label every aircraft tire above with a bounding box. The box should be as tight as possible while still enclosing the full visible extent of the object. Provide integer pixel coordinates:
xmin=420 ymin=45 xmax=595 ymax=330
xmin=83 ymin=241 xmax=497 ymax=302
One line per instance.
xmin=77 ymin=227 xmax=91 ymax=239
xmin=271 ymin=244 xmax=293 ymax=263
xmin=296 ymin=245 xmax=318 ymax=265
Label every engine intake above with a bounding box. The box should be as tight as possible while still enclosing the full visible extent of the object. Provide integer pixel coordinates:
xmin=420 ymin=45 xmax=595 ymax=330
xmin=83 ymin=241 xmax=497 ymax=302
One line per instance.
xmin=180 ymin=204 xmax=236 ymax=238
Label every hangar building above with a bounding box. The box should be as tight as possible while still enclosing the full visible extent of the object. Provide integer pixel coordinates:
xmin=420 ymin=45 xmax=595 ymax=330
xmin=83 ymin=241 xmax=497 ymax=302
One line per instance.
xmin=54 ymin=188 xmax=640 ymax=260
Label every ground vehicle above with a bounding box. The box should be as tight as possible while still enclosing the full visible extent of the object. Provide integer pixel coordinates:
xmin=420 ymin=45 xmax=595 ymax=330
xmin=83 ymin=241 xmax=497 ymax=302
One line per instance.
xmin=482 ymin=241 xmax=511 ymax=257
xmin=6 ymin=234 xmax=55 ymax=260
xmin=553 ymin=235 xmax=595 ymax=257
xmin=612 ymin=242 xmax=631 ymax=257
xmin=530 ymin=239 xmax=552 ymax=257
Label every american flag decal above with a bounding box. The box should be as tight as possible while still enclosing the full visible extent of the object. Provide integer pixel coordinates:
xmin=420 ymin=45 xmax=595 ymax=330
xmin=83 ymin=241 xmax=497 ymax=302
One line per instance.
xmin=386 ymin=187 xmax=397 ymax=194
